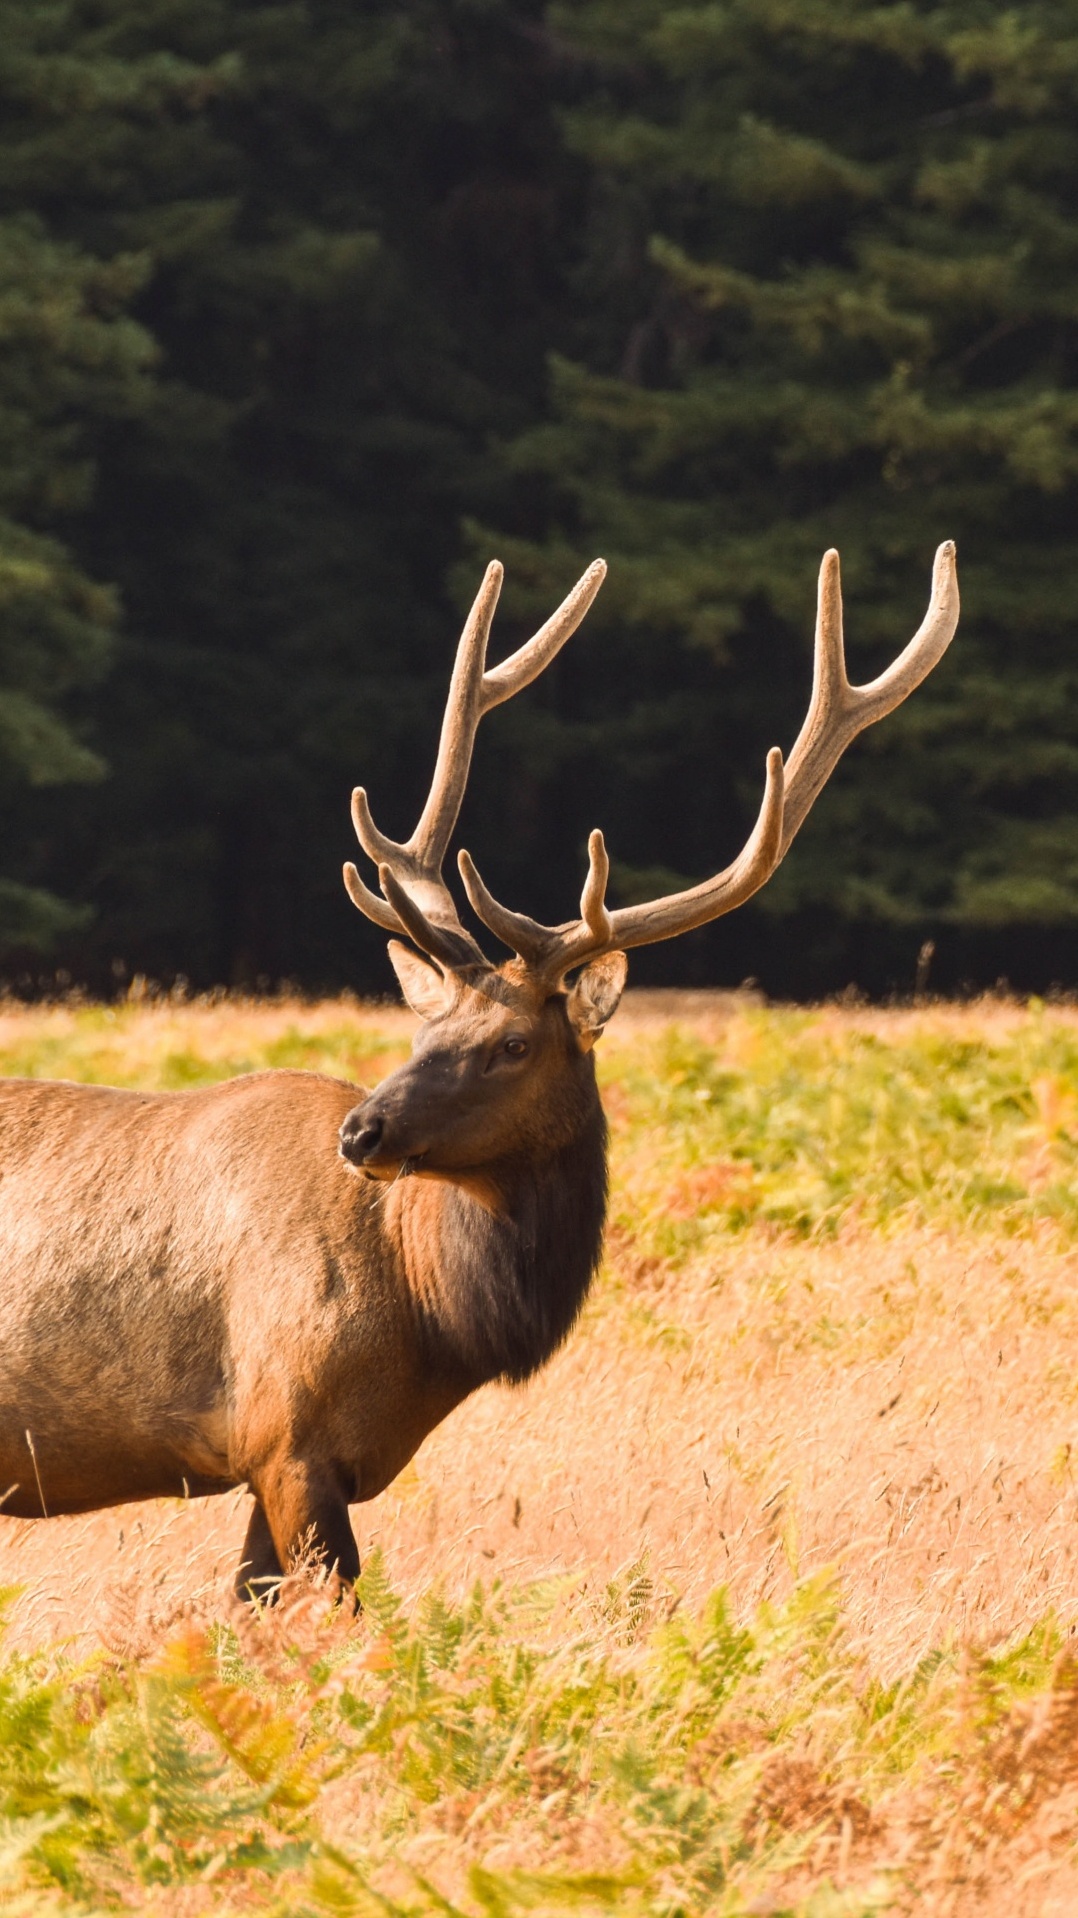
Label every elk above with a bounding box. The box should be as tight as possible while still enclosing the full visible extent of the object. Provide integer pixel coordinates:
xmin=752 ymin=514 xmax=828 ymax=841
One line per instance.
xmin=0 ymin=544 xmax=958 ymax=1597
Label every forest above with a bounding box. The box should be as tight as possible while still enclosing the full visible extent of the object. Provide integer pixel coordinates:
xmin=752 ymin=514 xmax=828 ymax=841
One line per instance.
xmin=5 ymin=0 xmax=1078 ymax=997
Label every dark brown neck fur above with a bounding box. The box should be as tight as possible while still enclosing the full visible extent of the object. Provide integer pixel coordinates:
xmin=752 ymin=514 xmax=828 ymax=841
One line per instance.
xmin=392 ymin=1096 xmax=608 ymax=1389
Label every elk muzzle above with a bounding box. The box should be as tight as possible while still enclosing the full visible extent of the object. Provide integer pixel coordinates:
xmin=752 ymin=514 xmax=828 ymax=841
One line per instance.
xmin=339 ymin=1098 xmax=420 ymax=1176
xmin=338 ymin=1056 xmax=449 ymax=1176
xmin=338 ymin=1032 xmax=529 ymax=1178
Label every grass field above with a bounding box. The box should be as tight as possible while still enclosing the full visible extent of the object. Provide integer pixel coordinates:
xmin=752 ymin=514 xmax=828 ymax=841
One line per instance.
xmin=3 ymin=988 xmax=1078 ymax=1913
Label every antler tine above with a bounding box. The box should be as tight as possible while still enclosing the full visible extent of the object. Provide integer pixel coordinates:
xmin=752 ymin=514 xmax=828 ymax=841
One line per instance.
xmin=350 ymin=785 xmax=401 ymax=871
xmin=408 ymin=558 xmax=607 ymax=871
xmin=780 ymin=540 xmax=959 ymax=853
xmin=409 ymin=561 xmax=504 ymax=869
xmin=377 ymin=866 xmax=480 ymax=971
xmin=580 ymin=829 xmax=613 ymax=941
xmin=344 ymin=563 xmax=504 ymax=966
xmin=342 ymin=855 xmax=402 ymax=935
xmin=604 ymin=746 xmax=785 ymax=955
xmin=345 ymin=558 xmax=609 ymax=969
xmin=545 ymin=830 xmax=616 ymax=972
xmin=456 ymin=850 xmax=552 ymax=965
xmin=480 ymin=561 xmax=607 ymax=712
xmin=460 ymin=748 xmax=785 ymax=979
xmin=458 ymin=826 xmax=615 ymax=974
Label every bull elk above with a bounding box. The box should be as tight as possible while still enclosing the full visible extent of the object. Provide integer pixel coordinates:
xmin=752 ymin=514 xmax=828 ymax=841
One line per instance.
xmin=0 ymin=544 xmax=958 ymax=1597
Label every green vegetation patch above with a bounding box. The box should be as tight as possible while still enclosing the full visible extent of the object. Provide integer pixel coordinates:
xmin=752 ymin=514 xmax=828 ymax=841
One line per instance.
xmin=0 ymin=1006 xmax=406 ymax=1094
xmin=604 ymin=1007 xmax=1078 ymax=1249
xmin=0 ymin=1560 xmax=1070 ymax=1915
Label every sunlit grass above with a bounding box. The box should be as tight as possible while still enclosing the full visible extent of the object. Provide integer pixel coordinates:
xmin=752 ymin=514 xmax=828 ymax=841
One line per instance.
xmin=3 ymin=990 xmax=1078 ymax=1912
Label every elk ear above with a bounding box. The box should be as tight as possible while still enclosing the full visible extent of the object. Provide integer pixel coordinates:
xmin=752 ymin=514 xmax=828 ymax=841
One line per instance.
xmin=566 ymin=951 xmax=628 ymax=1051
xmin=387 ymin=940 xmax=455 ymax=1020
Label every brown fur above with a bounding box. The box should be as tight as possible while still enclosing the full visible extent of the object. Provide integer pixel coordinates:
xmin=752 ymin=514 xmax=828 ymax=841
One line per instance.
xmin=0 ymin=957 xmax=620 ymax=1596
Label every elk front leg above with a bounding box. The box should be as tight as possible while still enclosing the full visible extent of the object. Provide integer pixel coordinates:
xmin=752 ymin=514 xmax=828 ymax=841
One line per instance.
xmin=235 ymin=1497 xmax=285 ymax=1601
xmin=251 ymin=1453 xmax=359 ymax=1601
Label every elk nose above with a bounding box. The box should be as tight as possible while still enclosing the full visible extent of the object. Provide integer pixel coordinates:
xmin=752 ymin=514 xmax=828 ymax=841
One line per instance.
xmin=339 ymin=1112 xmax=384 ymax=1165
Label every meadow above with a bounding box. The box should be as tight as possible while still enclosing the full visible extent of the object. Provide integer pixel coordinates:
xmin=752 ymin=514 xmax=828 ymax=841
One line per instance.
xmin=2 ymin=988 xmax=1078 ymax=1913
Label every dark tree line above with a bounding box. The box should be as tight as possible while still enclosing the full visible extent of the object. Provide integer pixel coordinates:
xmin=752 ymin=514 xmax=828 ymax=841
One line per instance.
xmin=4 ymin=0 xmax=1078 ymax=997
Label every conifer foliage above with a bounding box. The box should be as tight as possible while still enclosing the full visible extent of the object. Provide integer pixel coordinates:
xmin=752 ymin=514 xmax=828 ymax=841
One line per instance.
xmin=4 ymin=0 xmax=1078 ymax=989
xmin=0 ymin=0 xmax=576 ymax=987
xmin=492 ymin=0 xmax=1078 ymax=987
xmin=0 ymin=5 xmax=159 ymax=947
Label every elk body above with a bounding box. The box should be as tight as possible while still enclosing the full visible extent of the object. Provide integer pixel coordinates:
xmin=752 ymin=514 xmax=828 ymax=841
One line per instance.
xmin=0 ymin=546 xmax=959 ymax=1596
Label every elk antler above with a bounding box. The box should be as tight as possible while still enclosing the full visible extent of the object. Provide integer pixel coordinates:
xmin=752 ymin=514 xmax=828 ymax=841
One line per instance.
xmin=459 ymin=541 xmax=959 ymax=984
xmin=343 ymin=559 xmax=607 ymax=967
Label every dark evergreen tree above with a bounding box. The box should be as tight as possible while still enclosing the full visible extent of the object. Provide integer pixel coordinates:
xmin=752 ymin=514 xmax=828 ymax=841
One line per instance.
xmin=482 ymin=0 xmax=1078 ymax=991
xmin=0 ymin=169 xmax=153 ymax=944
xmin=3 ymin=0 xmax=583 ymax=988
xmin=9 ymin=0 xmax=1078 ymax=993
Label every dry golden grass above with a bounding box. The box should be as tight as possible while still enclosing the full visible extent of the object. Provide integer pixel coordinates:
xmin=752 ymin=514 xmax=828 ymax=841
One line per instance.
xmin=4 ymin=988 xmax=1078 ymax=1913
xmin=7 ymin=1220 xmax=1078 ymax=1675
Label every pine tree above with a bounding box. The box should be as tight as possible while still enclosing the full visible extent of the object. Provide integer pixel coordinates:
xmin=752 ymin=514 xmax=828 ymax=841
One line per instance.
xmin=0 ymin=15 xmax=157 ymax=949
xmin=483 ymin=0 xmax=1078 ymax=990
xmin=14 ymin=0 xmax=1078 ymax=992
xmin=2 ymin=0 xmax=581 ymax=988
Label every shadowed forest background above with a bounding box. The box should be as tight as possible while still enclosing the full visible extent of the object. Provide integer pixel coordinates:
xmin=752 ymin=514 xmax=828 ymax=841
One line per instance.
xmin=4 ymin=0 xmax=1078 ymax=997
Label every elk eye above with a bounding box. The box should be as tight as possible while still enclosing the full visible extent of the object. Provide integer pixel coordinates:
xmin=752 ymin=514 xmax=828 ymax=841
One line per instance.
xmin=503 ymin=1037 xmax=529 ymax=1059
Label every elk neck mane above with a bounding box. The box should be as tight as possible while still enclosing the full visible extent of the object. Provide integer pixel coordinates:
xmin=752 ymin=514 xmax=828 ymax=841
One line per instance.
xmin=389 ymin=1095 xmax=608 ymax=1389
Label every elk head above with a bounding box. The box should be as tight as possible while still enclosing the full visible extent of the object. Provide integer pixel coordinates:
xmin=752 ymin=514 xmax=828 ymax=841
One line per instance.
xmin=339 ymin=545 xmax=959 ymax=1181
